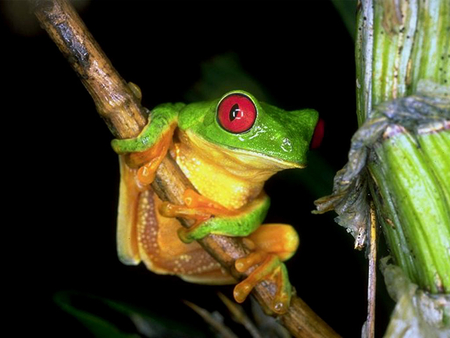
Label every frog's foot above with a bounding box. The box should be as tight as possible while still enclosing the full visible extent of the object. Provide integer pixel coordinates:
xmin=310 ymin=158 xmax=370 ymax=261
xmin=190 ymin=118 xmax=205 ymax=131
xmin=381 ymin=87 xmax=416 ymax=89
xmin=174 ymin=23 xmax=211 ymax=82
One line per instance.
xmin=233 ymin=224 xmax=299 ymax=314
xmin=116 ymin=124 xmax=176 ymax=189
xmin=134 ymin=147 xmax=167 ymax=188
xmin=234 ymin=253 xmax=291 ymax=314
xmin=112 ymin=100 xmax=180 ymax=188
xmin=159 ymin=189 xmax=238 ymax=242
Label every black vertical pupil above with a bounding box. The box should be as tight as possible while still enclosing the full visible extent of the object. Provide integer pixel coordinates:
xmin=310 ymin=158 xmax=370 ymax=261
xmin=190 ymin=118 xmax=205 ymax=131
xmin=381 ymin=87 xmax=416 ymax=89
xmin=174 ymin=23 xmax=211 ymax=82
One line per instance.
xmin=229 ymin=103 xmax=240 ymax=121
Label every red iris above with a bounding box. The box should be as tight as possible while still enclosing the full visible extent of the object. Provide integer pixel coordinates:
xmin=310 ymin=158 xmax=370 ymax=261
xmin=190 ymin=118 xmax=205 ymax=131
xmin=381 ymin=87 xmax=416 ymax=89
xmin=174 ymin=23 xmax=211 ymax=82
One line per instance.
xmin=217 ymin=93 xmax=257 ymax=133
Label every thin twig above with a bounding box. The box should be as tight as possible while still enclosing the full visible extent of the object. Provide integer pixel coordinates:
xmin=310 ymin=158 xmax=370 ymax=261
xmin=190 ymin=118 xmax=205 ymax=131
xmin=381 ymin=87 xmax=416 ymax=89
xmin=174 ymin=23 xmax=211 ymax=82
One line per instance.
xmin=365 ymin=202 xmax=377 ymax=338
xmin=183 ymin=300 xmax=239 ymax=338
xmin=31 ymin=1 xmax=340 ymax=336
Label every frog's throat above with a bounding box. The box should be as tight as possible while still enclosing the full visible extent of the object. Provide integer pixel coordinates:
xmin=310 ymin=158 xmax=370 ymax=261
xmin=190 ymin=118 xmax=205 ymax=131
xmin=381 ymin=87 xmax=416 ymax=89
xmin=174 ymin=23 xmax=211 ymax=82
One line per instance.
xmin=174 ymin=130 xmax=301 ymax=210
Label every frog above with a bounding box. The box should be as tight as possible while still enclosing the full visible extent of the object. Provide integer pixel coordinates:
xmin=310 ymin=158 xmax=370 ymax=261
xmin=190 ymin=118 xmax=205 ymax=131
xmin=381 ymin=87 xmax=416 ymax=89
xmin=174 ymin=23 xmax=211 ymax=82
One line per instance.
xmin=111 ymin=89 xmax=323 ymax=314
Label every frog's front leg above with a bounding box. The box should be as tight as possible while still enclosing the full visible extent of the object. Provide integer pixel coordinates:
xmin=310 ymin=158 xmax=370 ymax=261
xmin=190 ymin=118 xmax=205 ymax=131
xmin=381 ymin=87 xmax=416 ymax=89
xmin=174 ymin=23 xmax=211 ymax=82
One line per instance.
xmin=160 ymin=190 xmax=299 ymax=314
xmin=160 ymin=189 xmax=269 ymax=241
xmin=111 ymin=103 xmax=184 ymax=187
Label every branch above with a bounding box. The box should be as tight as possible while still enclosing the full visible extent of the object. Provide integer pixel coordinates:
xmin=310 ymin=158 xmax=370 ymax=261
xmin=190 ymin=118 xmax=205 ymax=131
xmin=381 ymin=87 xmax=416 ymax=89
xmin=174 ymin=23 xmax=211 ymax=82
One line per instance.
xmin=31 ymin=1 xmax=340 ymax=336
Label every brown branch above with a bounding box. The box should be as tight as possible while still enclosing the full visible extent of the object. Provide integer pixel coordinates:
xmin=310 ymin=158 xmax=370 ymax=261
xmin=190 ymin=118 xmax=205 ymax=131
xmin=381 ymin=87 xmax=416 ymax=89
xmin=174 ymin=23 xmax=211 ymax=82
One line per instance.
xmin=31 ymin=1 xmax=340 ymax=337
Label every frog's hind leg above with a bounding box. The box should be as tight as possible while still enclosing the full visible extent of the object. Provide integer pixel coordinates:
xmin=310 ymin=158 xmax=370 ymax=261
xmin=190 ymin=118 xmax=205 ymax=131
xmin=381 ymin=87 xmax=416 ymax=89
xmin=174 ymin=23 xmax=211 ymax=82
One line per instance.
xmin=157 ymin=190 xmax=299 ymax=313
xmin=118 ymin=174 xmax=235 ymax=284
xmin=140 ymin=190 xmax=235 ymax=284
xmin=234 ymin=224 xmax=299 ymax=314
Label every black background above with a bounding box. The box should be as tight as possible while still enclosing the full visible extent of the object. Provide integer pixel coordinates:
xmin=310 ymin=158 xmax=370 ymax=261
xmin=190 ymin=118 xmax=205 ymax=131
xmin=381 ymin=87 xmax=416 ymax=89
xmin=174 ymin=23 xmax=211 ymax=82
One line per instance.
xmin=2 ymin=1 xmax=392 ymax=337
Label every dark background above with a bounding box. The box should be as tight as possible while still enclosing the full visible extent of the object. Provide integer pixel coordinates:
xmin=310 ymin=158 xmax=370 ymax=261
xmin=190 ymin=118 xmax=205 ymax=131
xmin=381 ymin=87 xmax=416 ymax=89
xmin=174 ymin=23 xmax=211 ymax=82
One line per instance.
xmin=2 ymin=1 xmax=392 ymax=337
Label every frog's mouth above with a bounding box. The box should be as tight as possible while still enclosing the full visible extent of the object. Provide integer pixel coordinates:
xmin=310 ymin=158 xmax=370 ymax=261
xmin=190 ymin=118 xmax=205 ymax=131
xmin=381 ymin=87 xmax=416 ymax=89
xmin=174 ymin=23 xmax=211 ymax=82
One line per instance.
xmin=182 ymin=130 xmax=304 ymax=183
xmin=221 ymin=145 xmax=305 ymax=170
xmin=209 ymin=143 xmax=305 ymax=183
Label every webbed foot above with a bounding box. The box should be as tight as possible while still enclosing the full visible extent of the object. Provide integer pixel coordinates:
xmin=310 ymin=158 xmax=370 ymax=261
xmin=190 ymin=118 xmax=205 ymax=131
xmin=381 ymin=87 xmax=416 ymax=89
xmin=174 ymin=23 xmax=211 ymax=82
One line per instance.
xmin=233 ymin=224 xmax=299 ymax=314
xmin=113 ymin=123 xmax=176 ymax=189
xmin=111 ymin=98 xmax=179 ymax=188
xmin=160 ymin=191 xmax=298 ymax=314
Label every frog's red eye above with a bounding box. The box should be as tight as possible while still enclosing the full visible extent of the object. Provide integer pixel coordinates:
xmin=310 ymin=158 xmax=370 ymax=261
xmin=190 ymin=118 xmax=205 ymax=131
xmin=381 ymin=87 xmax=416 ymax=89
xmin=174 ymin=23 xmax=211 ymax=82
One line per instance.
xmin=310 ymin=118 xmax=325 ymax=149
xmin=217 ymin=93 xmax=257 ymax=133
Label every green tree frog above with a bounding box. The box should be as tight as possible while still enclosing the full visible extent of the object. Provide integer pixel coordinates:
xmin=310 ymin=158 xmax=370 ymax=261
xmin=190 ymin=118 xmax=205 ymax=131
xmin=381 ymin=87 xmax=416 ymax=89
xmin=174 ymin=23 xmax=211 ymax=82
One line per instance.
xmin=112 ymin=90 xmax=323 ymax=314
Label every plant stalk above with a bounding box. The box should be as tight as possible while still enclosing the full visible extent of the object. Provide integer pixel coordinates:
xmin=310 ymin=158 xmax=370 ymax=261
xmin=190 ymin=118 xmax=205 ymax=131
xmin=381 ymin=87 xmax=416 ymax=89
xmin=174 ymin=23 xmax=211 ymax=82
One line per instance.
xmin=357 ymin=0 xmax=450 ymax=294
xmin=316 ymin=0 xmax=450 ymax=335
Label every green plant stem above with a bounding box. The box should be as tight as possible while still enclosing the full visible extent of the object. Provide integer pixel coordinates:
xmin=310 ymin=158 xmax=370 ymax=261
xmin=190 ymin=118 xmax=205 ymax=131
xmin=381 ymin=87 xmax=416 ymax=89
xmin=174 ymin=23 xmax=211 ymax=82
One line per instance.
xmin=357 ymin=0 xmax=450 ymax=293
xmin=369 ymin=128 xmax=450 ymax=293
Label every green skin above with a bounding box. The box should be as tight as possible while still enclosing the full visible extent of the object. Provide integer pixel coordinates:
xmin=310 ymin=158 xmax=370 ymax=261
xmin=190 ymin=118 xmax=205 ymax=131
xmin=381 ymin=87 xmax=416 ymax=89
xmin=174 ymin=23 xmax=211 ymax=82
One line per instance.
xmin=112 ymin=90 xmax=319 ymax=241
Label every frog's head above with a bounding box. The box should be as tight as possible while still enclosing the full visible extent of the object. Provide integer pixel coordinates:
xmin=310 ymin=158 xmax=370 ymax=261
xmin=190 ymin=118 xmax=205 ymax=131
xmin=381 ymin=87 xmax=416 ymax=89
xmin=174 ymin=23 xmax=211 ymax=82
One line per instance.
xmin=190 ymin=90 xmax=323 ymax=170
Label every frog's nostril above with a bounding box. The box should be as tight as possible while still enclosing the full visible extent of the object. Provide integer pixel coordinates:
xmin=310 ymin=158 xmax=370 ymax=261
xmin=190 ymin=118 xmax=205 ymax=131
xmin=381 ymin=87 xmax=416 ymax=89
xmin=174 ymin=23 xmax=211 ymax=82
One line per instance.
xmin=310 ymin=118 xmax=324 ymax=149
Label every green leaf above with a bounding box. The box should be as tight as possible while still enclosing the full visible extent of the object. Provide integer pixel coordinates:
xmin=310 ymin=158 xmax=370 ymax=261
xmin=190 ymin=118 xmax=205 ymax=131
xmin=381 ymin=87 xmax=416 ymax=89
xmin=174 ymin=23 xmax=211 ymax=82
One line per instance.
xmin=331 ymin=0 xmax=357 ymax=40
xmin=54 ymin=291 xmax=208 ymax=338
